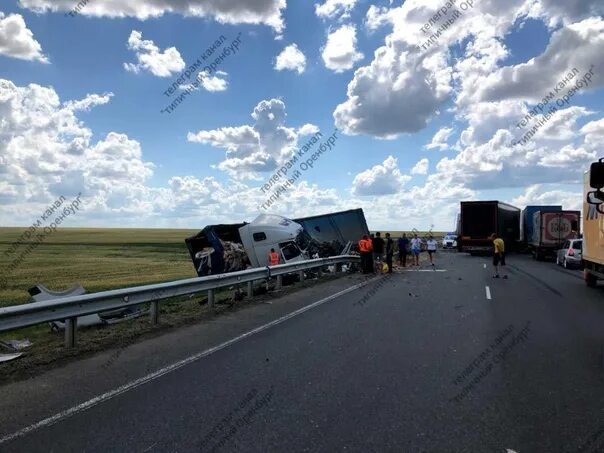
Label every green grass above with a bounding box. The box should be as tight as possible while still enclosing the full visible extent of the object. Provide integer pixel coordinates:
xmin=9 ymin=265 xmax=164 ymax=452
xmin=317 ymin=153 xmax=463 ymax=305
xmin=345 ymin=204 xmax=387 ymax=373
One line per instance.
xmin=0 ymin=227 xmax=200 ymax=309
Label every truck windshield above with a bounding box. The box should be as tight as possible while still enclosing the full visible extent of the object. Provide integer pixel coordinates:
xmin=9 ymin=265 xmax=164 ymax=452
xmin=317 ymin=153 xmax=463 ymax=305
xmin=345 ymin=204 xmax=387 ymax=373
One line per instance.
xmin=295 ymin=230 xmax=312 ymax=251
xmin=279 ymin=241 xmax=302 ymax=261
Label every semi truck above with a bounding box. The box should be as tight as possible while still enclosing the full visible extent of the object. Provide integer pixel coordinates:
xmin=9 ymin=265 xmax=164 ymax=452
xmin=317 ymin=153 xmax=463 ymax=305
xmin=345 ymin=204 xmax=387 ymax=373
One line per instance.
xmin=185 ymin=209 xmax=369 ymax=276
xmin=529 ymin=210 xmax=580 ymax=260
xmin=521 ymin=205 xmax=561 ymax=245
xmin=458 ymin=201 xmax=520 ymax=254
xmin=583 ymin=160 xmax=604 ymax=286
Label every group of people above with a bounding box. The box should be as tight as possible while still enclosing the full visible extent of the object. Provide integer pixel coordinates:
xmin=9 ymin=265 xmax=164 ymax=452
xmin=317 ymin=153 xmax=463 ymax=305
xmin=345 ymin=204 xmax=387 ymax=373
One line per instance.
xmin=358 ymin=232 xmax=439 ymax=274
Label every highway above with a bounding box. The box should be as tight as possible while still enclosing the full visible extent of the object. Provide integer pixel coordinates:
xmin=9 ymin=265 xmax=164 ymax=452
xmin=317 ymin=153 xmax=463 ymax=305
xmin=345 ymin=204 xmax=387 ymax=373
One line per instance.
xmin=1 ymin=252 xmax=604 ymax=452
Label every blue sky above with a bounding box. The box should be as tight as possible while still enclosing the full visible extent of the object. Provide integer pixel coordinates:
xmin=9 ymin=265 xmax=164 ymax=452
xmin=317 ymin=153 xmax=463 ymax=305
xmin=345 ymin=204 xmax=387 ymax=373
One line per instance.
xmin=1 ymin=0 xmax=603 ymax=230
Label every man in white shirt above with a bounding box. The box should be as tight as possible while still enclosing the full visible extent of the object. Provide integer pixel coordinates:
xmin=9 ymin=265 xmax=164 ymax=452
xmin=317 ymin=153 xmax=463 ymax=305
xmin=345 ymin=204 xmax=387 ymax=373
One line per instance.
xmin=426 ymin=236 xmax=438 ymax=267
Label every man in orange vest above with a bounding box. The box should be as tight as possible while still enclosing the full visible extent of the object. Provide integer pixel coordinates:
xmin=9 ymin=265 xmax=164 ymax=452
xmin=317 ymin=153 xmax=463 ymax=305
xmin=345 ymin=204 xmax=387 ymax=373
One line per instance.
xmin=358 ymin=235 xmax=373 ymax=274
xmin=268 ymin=248 xmax=280 ymax=266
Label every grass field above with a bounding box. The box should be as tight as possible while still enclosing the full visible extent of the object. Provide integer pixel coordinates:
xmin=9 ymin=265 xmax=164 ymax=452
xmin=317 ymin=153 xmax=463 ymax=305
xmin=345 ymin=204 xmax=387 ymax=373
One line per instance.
xmin=0 ymin=227 xmax=199 ymax=309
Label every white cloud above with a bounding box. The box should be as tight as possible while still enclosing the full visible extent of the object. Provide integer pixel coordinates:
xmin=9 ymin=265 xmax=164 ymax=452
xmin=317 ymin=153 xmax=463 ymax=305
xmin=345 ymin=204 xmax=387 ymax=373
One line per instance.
xmin=198 ymin=70 xmax=229 ymax=92
xmin=19 ymin=0 xmax=286 ymax=32
xmin=365 ymin=5 xmax=393 ymax=31
xmin=188 ymin=99 xmax=323 ymax=180
xmin=321 ymin=24 xmax=364 ymax=73
xmin=425 ymin=127 xmax=454 ymax=150
xmin=352 ymin=156 xmax=411 ymax=196
xmin=0 ymin=12 xmax=48 ymax=63
xmin=274 ymin=44 xmax=306 ymax=74
xmin=511 ymin=184 xmax=582 ymax=211
xmin=315 ymin=0 xmax=358 ymax=20
xmin=460 ymin=18 xmax=604 ymax=106
xmin=411 ymin=158 xmax=429 ymax=175
xmin=124 ymin=30 xmax=185 ymax=78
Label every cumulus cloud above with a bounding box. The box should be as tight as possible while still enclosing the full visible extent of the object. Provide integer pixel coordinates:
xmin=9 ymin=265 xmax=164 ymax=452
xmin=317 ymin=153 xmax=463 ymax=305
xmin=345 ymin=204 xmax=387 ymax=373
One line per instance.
xmin=425 ymin=127 xmax=454 ymax=150
xmin=124 ymin=30 xmax=185 ymax=77
xmin=411 ymin=158 xmax=429 ymax=175
xmin=321 ymin=24 xmax=364 ymax=73
xmin=512 ymin=184 xmax=582 ymax=211
xmin=274 ymin=44 xmax=306 ymax=74
xmin=187 ymin=99 xmax=322 ymax=180
xmin=0 ymin=12 xmax=48 ymax=63
xmin=19 ymin=0 xmax=286 ymax=32
xmin=461 ymin=17 xmax=604 ymax=106
xmin=352 ymin=156 xmax=411 ymax=196
xmin=315 ymin=0 xmax=357 ymax=20
xmin=365 ymin=5 xmax=393 ymax=31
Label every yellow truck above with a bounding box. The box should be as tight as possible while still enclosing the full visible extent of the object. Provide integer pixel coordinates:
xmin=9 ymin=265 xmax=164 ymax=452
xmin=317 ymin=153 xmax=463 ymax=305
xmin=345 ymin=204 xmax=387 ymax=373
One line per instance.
xmin=583 ymin=160 xmax=604 ymax=286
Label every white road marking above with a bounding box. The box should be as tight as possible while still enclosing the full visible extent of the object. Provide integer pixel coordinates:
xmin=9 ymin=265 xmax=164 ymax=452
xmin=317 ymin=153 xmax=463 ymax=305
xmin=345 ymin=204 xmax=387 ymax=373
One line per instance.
xmin=0 ymin=278 xmax=378 ymax=446
xmin=485 ymin=286 xmax=492 ymax=300
xmin=483 ymin=263 xmax=487 ymax=269
xmin=402 ymin=269 xmax=448 ymax=272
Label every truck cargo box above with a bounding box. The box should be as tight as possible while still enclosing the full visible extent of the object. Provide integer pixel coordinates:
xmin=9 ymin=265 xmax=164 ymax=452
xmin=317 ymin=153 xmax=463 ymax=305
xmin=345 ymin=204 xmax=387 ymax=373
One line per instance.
xmin=529 ymin=210 xmax=580 ymax=260
xmin=458 ymin=201 xmax=520 ymax=254
xmin=521 ymin=205 xmax=561 ymax=243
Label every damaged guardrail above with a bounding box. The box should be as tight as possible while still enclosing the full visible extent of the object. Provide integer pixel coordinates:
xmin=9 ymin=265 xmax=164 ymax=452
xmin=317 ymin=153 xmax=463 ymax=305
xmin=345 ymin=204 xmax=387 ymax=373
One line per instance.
xmin=0 ymin=255 xmax=359 ymax=348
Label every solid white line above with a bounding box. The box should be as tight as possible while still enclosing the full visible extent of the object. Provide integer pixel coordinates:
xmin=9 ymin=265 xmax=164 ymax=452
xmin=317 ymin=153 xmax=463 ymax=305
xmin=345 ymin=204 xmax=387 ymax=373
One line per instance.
xmin=402 ymin=269 xmax=448 ymax=272
xmin=0 ymin=278 xmax=377 ymax=446
xmin=485 ymin=286 xmax=492 ymax=300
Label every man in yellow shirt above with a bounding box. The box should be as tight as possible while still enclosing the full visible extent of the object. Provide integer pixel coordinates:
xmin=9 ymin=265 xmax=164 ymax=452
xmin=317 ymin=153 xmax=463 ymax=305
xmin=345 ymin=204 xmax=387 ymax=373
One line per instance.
xmin=491 ymin=233 xmax=507 ymax=279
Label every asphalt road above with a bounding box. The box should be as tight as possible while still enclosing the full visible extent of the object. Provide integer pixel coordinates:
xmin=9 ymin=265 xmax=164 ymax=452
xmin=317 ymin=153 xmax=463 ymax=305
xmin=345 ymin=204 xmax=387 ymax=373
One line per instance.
xmin=1 ymin=252 xmax=604 ymax=452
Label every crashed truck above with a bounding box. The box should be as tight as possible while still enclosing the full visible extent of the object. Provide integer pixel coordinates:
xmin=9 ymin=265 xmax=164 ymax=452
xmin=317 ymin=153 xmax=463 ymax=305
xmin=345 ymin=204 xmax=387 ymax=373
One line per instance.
xmin=185 ymin=209 xmax=370 ymax=276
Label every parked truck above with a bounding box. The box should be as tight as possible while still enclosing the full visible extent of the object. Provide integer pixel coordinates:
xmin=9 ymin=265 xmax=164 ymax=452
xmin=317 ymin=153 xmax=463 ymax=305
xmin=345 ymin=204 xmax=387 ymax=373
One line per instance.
xmin=458 ymin=201 xmax=520 ymax=254
xmin=529 ymin=210 xmax=580 ymax=260
xmin=521 ymin=205 xmax=562 ymax=246
xmin=185 ymin=209 xmax=369 ymax=276
xmin=583 ymin=160 xmax=604 ymax=286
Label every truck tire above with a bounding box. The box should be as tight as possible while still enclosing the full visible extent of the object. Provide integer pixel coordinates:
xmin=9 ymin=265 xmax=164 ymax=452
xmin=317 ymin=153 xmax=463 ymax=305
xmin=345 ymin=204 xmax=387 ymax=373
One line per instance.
xmin=585 ymin=270 xmax=598 ymax=287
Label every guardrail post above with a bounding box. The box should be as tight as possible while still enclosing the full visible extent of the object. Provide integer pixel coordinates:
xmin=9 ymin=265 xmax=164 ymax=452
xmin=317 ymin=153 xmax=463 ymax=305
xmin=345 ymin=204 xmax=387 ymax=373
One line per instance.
xmin=299 ymin=270 xmax=305 ymax=282
xmin=208 ymin=289 xmax=214 ymax=307
xmin=247 ymin=281 xmax=253 ymax=298
xmin=276 ymin=275 xmax=282 ymax=289
xmin=65 ymin=317 xmax=77 ymax=348
xmin=150 ymin=301 xmax=159 ymax=325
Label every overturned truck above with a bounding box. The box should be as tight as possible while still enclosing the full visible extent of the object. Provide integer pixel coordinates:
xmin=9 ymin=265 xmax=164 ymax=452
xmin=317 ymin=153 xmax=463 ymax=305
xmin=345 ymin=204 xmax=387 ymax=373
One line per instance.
xmin=185 ymin=209 xmax=369 ymax=276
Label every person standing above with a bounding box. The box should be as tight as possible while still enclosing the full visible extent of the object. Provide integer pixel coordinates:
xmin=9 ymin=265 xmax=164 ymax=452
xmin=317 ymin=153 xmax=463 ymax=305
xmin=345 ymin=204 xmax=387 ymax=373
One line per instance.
xmin=358 ymin=235 xmax=373 ymax=274
xmin=490 ymin=233 xmax=507 ymax=279
xmin=398 ymin=234 xmax=409 ymax=267
xmin=410 ymin=234 xmax=422 ymax=267
xmin=372 ymin=232 xmax=385 ymax=273
xmin=426 ymin=236 xmax=438 ymax=267
xmin=268 ymin=248 xmax=280 ymax=266
xmin=385 ymin=233 xmax=394 ymax=273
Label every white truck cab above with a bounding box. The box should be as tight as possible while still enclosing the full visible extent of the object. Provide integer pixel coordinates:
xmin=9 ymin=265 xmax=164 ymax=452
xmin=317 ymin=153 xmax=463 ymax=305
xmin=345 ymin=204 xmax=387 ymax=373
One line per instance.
xmin=239 ymin=214 xmax=311 ymax=267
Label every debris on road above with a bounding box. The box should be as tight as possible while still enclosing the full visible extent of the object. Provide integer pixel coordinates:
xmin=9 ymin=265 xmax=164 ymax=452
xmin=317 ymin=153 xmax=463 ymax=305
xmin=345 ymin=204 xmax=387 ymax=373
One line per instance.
xmin=0 ymin=353 xmax=23 ymax=363
xmin=0 ymin=339 xmax=32 ymax=350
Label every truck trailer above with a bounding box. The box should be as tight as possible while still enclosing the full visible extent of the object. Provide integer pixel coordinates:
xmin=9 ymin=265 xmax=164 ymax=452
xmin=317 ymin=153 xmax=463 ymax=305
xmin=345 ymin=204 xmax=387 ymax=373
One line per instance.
xmin=458 ymin=201 xmax=520 ymax=254
xmin=529 ymin=210 xmax=580 ymax=260
xmin=521 ymin=205 xmax=561 ymax=246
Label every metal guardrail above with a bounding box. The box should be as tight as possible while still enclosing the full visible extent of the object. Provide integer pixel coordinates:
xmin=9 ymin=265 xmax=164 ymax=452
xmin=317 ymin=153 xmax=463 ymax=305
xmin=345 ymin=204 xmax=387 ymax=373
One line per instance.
xmin=0 ymin=255 xmax=360 ymax=347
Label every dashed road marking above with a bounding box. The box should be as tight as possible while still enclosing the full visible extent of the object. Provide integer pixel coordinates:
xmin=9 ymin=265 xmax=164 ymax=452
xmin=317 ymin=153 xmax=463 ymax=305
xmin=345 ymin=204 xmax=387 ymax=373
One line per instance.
xmin=485 ymin=286 xmax=492 ymax=300
xmin=483 ymin=263 xmax=487 ymax=269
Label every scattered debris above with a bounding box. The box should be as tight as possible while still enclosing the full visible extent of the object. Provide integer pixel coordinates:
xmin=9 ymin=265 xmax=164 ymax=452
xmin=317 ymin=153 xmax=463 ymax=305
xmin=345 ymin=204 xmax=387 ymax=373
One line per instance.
xmin=0 ymin=339 xmax=32 ymax=350
xmin=0 ymin=353 xmax=23 ymax=363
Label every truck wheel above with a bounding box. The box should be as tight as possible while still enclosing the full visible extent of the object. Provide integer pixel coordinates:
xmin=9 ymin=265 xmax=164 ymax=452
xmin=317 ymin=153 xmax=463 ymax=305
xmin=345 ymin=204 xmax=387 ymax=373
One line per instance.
xmin=585 ymin=271 xmax=598 ymax=287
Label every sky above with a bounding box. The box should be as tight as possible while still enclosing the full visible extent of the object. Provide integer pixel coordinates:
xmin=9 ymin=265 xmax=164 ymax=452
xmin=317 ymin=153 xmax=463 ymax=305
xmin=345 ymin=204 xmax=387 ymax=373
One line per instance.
xmin=0 ymin=0 xmax=603 ymax=231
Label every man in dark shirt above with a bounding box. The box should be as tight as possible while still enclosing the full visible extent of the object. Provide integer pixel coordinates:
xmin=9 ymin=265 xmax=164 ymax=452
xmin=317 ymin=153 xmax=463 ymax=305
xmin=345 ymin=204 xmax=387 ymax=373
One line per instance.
xmin=385 ymin=233 xmax=394 ymax=273
xmin=398 ymin=233 xmax=409 ymax=267
xmin=372 ymin=232 xmax=385 ymax=273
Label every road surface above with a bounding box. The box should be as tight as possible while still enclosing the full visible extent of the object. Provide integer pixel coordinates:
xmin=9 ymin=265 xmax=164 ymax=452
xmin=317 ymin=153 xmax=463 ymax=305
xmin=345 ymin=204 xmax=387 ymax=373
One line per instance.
xmin=1 ymin=252 xmax=604 ymax=452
